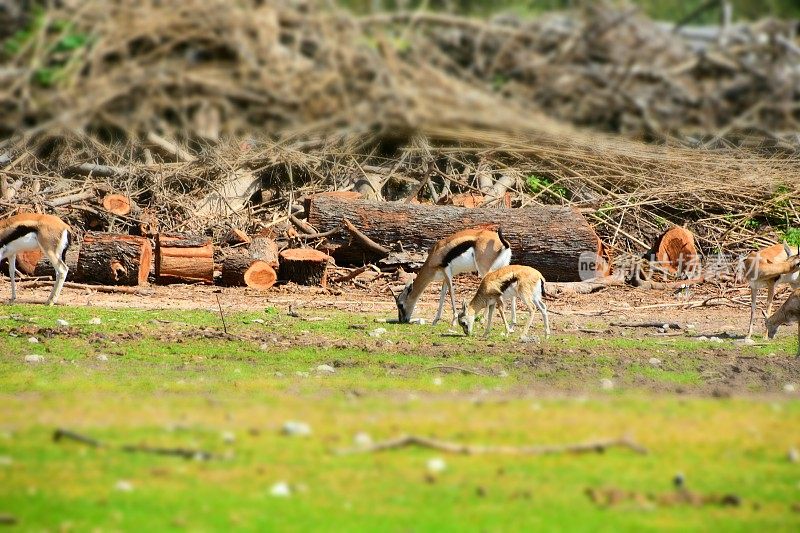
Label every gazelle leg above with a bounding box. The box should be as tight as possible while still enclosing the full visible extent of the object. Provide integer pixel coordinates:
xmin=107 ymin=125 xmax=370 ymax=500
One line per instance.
xmin=446 ymin=275 xmax=459 ymax=326
xmin=432 ymin=281 xmax=449 ymax=326
xmin=483 ymin=303 xmax=495 ymax=338
xmin=765 ymin=282 xmax=776 ymax=316
xmin=497 ymin=302 xmax=512 ymax=335
xmin=534 ymin=294 xmax=550 ymax=338
xmin=510 ymin=296 xmax=517 ymax=327
xmin=747 ymin=286 xmax=758 ymax=339
xmin=8 ymin=254 xmax=17 ymax=302
xmin=796 ymin=321 xmax=800 ymax=357
xmin=47 ymin=257 xmax=69 ymax=305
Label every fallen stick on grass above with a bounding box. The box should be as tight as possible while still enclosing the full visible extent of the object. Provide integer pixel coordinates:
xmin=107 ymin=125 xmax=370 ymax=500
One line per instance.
xmin=53 ymin=428 xmax=215 ymax=460
xmin=611 ymin=321 xmax=683 ymax=329
xmin=336 ymin=434 xmax=647 ymax=456
xmin=424 ymin=365 xmax=491 ymax=376
xmin=20 ymin=281 xmax=154 ymax=296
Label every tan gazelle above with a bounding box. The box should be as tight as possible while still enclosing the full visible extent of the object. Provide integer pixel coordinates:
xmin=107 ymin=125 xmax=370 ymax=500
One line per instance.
xmin=0 ymin=213 xmax=72 ymax=305
xmin=457 ymin=265 xmax=550 ymax=341
xmin=765 ymin=288 xmax=800 ymax=357
xmin=394 ymin=227 xmax=513 ymax=325
xmin=742 ymin=242 xmax=800 ymax=338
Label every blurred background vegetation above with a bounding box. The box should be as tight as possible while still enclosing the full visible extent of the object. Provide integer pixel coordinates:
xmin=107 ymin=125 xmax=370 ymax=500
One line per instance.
xmin=342 ymin=0 xmax=800 ymax=21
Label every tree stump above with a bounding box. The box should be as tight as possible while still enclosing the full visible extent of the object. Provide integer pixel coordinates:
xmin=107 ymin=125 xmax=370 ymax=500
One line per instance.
xmin=155 ymin=233 xmax=214 ymax=284
xmin=1 ymin=249 xmax=42 ymax=276
xmin=278 ymin=248 xmax=330 ymax=286
xmin=223 ymin=228 xmax=251 ymax=246
xmin=34 ymin=248 xmax=80 ymax=282
xmin=221 ymin=255 xmax=277 ymax=289
xmin=249 ymin=237 xmax=279 ymax=267
xmin=76 ymin=232 xmax=152 ymax=285
xmin=649 ymin=227 xmax=700 ymax=275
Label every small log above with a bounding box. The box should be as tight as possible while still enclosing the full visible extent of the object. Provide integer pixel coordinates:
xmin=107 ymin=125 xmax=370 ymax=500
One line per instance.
xmin=223 ymin=228 xmax=251 ymax=246
xmin=1 ymin=249 xmax=42 ymax=276
xmin=76 ymin=232 xmax=152 ymax=285
xmin=34 ymin=248 xmax=80 ymax=281
xmin=221 ymin=255 xmax=277 ymax=290
xmin=102 ymin=194 xmax=133 ymax=216
xmin=155 ymin=233 xmax=214 ymax=284
xmin=249 ymin=237 xmax=279 ymax=266
xmin=278 ymin=248 xmax=330 ymax=286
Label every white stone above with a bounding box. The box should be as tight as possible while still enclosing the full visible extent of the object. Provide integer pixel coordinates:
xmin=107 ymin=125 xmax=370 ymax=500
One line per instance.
xmin=270 ymin=481 xmax=291 ymax=497
xmin=648 ymin=357 xmax=661 ymax=367
xmin=114 ymin=480 xmax=134 ymax=492
xmin=432 ymin=377 xmax=443 ymax=386
xmin=56 ymin=319 xmax=69 ymax=327
xmin=369 ymin=327 xmax=387 ymax=338
xmin=89 ymin=317 xmax=102 ymax=325
xmin=0 ymin=456 xmax=12 ymax=466
xmin=783 ymin=383 xmax=797 ymax=394
xmin=315 ymin=364 xmax=336 ymax=374
xmin=295 ymin=371 xmax=309 ymax=378
xmin=709 ymin=336 xmax=723 ymax=343
xmin=662 ymin=324 xmax=670 ymax=330
xmin=96 ymin=354 xmax=109 ymax=362
xmin=24 ymin=354 xmax=43 ymax=364
xmin=697 ymin=336 xmax=708 ymax=341
xmin=281 ymin=421 xmax=311 ymax=437
xmin=27 ymin=337 xmax=38 ymax=344
xmin=353 ymin=432 xmax=373 ymax=447
xmin=410 ymin=318 xmax=427 ymax=325
xmin=250 ymin=319 xmax=265 ymax=324
xmin=788 ymin=448 xmax=800 ymax=463
xmin=221 ymin=431 xmax=236 ymax=444
xmin=599 ymin=378 xmax=615 ymax=391
xmin=427 ymin=457 xmax=447 ymax=474
xmin=738 ymin=337 xmax=756 ymax=346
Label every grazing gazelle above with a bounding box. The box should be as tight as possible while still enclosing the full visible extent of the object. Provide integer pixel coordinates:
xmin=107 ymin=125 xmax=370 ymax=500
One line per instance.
xmin=766 ymin=288 xmax=800 ymax=357
xmin=394 ymin=227 xmax=513 ymax=325
xmin=0 ymin=213 xmax=71 ymax=305
xmin=743 ymin=242 xmax=800 ymax=338
xmin=457 ymin=265 xmax=550 ymax=340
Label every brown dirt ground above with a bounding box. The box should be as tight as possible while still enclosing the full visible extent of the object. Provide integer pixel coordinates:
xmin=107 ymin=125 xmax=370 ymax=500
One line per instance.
xmin=5 ymin=275 xmax=800 ymax=396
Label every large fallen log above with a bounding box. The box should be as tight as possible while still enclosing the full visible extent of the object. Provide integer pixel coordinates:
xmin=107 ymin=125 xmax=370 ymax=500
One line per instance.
xmin=155 ymin=233 xmax=214 ymax=284
xmin=34 ymin=247 xmax=80 ymax=282
xmin=1 ymin=249 xmax=42 ymax=276
xmin=307 ymin=198 xmax=603 ymax=281
xmin=76 ymin=232 xmax=152 ymax=285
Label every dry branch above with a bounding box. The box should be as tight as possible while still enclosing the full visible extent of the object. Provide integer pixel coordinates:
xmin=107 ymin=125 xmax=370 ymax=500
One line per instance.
xmin=336 ymin=434 xmax=647 ymax=456
xmin=53 ymin=428 xmax=214 ymax=460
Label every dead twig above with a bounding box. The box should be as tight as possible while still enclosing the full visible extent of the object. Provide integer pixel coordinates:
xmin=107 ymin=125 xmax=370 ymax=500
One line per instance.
xmin=343 ymin=218 xmax=390 ymax=256
xmin=53 ymin=428 xmax=214 ymax=460
xmin=336 ymin=434 xmax=647 ymax=456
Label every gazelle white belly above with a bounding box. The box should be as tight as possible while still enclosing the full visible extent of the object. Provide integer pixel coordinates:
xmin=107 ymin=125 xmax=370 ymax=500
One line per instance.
xmin=2 ymin=232 xmax=40 ymax=255
xmin=448 ymin=248 xmax=477 ymax=275
xmin=489 ymin=248 xmax=512 ymax=272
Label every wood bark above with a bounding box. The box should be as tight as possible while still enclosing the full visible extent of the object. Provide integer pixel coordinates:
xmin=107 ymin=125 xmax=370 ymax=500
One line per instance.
xmin=223 ymin=228 xmax=251 ymax=246
xmin=155 ymin=233 xmax=214 ymax=284
xmin=302 ymin=191 xmax=362 ymax=216
xmin=221 ymin=254 xmax=277 ymax=289
xmin=249 ymin=237 xmax=279 ymax=266
xmin=34 ymin=248 xmax=80 ymax=281
xmin=307 ymin=198 xmax=603 ymax=282
xmin=278 ymin=248 xmax=330 ymax=286
xmin=76 ymin=232 xmax=152 ymax=285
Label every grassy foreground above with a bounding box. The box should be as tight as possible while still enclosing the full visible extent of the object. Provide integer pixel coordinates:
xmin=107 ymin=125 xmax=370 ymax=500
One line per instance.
xmin=1 ymin=303 xmax=799 ymax=531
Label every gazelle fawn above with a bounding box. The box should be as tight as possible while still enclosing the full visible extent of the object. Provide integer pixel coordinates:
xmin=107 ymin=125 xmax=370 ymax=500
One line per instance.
xmin=0 ymin=213 xmax=72 ymax=305
xmin=765 ymin=289 xmax=800 ymax=357
xmin=394 ymin=227 xmax=513 ymax=325
xmin=743 ymin=242 xmax=800 ymax=338
xmin=457 ymin=265 xmax=550 ymax=340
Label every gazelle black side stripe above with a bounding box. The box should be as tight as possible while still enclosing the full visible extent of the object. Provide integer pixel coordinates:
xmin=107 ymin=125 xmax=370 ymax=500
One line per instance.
xmin=440 ymin=239 xmax=475 ymax=268
xmin=0 ymin=225 xmax=38 ymax=249
xmin=499 ymin=275 xmax=518 ymax=293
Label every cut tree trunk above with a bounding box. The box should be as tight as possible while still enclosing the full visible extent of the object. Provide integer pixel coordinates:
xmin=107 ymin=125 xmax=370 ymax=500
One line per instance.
xmin=307 ymin=197 xmax=603 ymax=282
xmin=249 ymin=237 xmax=279 ymax=267
xmin=221 ymin=255 xmax=277 ymax=289
xmin=102 ymin=194 xmax=133 ymax=216
xmin=278 ymin=248 xmax=331 ymax=286
xmin=1 ymin=249 xmax=42 ymax=276
xmin=34 ymin=247 xmax=80 ymax=281
xmin=155 ymin=233 xmax=214 ymax=284
xmin=649 ymin=226 xmax=700 ymax=275
xmin=76 ymin=232 xmax=152 ymax=285
xmin=223 ymin=228 xmax=251 ymax=246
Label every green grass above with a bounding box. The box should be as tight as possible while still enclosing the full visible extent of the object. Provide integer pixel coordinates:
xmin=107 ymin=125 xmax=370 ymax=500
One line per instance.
xmin=2 ymin=303 xmax=800 ymax=530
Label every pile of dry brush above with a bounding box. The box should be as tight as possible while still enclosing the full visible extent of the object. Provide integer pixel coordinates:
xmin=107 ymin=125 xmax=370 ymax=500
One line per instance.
xmin=1 ymin=0 xmax=799 ymax=265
